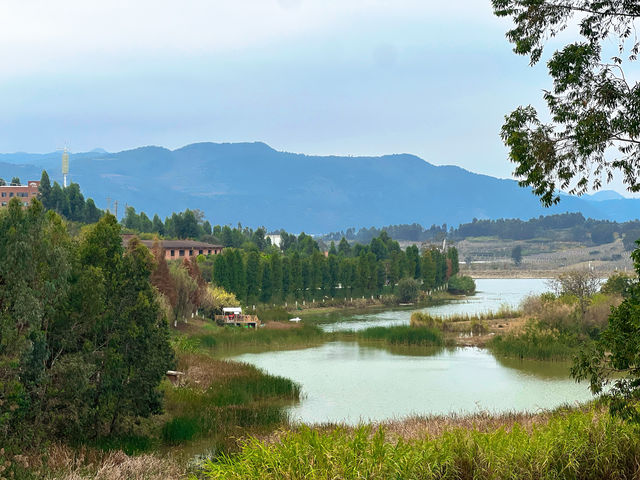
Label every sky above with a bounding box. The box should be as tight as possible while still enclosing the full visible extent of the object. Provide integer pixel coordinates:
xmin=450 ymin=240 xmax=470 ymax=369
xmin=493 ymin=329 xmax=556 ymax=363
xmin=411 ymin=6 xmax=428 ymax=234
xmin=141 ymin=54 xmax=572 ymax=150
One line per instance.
xmin=0 ymin=0 xmax=636 ymax=196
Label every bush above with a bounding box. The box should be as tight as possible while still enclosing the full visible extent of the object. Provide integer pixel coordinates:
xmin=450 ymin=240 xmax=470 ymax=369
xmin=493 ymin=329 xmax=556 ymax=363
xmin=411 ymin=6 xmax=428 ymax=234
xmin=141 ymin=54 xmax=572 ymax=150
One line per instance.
xmin=396 ymin=277 xmax=420 ymax=303
xmin=447 ymin=275 xmax=476 ymax=295
xmin=600 ymin=272 xmax=635 ymax=296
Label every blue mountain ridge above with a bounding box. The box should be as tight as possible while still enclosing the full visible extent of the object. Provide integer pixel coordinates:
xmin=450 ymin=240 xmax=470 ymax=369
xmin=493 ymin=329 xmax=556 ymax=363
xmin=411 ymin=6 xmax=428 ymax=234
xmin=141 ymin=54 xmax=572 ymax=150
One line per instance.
xmin=1 ymin=142 xmax=638 ymax=232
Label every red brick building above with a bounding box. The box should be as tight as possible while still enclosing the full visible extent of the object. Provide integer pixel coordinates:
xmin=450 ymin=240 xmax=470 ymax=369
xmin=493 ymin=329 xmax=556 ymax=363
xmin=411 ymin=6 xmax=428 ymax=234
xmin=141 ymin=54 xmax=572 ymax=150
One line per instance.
xmin=122 ymin=235 xmax=224 ymax=260
xmin=0 ymin=180 xmax=40 ymax=208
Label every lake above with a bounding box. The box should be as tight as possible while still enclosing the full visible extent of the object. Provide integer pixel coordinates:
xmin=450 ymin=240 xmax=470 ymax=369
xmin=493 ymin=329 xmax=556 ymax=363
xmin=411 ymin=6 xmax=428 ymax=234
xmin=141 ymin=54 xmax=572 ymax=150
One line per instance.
xmin=229 ymin=278 xmax=595 ymax=425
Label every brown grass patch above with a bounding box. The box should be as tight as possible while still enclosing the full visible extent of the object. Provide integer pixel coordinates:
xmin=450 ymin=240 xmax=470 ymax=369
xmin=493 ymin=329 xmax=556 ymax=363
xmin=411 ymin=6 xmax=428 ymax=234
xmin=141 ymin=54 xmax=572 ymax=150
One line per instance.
xmin=11 ymin=444 xmax=185 ymax=480
xmin=177 ymin=352 xmax=254 ymax=389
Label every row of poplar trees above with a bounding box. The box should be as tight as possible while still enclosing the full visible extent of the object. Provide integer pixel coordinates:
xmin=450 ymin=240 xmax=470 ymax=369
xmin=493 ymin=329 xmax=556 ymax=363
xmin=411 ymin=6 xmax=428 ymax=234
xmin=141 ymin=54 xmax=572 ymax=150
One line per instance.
xmin=0 ymin=199 xmax=174 ymax=450
xmin=205 ymin=232 xmax=459 ymax=305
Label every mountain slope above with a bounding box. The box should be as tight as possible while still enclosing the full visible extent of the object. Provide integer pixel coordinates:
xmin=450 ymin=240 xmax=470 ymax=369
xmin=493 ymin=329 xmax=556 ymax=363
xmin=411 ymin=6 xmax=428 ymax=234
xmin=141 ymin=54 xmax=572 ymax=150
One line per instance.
xmin=1 ymin=142 xmax=638 ymax=232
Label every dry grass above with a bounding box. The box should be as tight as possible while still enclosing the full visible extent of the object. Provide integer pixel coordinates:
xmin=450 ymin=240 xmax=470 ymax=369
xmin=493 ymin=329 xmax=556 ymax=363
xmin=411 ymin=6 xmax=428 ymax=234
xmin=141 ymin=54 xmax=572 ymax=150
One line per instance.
xmin=8 ymin=444 xmax=185 ymax=480
xmin=177 ymin=352 xmax=253 ymax=389
xmin=257 ymin=405 xmax=595 ymax=446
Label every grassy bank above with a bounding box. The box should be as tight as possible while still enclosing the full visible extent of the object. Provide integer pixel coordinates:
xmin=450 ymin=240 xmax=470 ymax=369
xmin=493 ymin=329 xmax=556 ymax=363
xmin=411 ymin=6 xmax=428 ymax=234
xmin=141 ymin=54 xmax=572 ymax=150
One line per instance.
xmin=162 ymin=353 xmax=300 ymax=449
xmin=178 ymin=319 xmax=327 ymax=353
xmin=487 ymin=324 xmax=583 ymax=361
xmin=198 ymin=407 xmax=639 ymax=480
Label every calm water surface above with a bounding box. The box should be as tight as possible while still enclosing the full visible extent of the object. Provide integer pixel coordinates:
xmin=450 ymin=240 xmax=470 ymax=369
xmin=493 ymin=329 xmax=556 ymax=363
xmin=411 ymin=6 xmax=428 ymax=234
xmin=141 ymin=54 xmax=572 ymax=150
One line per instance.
xmin=231 ymin=343 xmax=592 ymax=425
xmin=319 ymin=278 xmax=549 ymax=332
xmin=228 ymin=278 xmax=594 ymax=425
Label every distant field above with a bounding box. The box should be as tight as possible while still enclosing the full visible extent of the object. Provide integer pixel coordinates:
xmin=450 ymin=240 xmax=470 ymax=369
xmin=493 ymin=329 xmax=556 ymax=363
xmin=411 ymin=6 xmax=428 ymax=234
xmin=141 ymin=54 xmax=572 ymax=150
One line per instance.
xmin=454 ymin=237 xmax=633 ymax=276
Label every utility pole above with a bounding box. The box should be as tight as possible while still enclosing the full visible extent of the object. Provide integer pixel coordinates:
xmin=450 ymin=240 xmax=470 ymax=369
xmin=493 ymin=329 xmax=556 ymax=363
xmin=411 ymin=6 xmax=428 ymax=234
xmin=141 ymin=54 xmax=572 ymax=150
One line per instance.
xmin=114 ymin=200 xmax=118 ymax=219
xmin=106 ymin=197 xmax=111 ymax=214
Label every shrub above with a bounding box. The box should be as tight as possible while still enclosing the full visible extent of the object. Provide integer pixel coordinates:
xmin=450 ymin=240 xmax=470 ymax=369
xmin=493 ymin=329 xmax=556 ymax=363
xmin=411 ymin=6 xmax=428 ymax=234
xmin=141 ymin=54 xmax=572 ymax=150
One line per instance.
xmin=600 ymin=272 xmax=635 ymax=296
xmin=396 ymin=277 xmax=420 ymax=303
xmin=447 ymin=275 xmax=476 ymax=295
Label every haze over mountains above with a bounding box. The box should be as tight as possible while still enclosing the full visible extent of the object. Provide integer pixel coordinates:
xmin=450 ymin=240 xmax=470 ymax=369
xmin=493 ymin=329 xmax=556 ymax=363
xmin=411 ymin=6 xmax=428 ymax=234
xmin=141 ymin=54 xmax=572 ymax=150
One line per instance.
xmin=1 ymin=142 xmax=638 ymax=233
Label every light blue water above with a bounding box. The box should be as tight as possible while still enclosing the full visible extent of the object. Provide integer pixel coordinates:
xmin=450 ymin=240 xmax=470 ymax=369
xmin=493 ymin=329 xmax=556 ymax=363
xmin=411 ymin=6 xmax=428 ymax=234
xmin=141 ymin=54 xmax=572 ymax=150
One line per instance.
xmin=228 ymin=278 xmax=594 ymax=425
xmin=319 ymin=278 xmax=549 ymax=332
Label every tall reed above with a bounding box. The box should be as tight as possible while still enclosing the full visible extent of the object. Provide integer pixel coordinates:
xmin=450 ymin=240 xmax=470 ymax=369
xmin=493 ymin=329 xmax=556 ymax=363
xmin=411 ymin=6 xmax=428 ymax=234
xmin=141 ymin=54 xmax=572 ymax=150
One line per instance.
xmin=199 ymin=409 xmax=640 ymax=479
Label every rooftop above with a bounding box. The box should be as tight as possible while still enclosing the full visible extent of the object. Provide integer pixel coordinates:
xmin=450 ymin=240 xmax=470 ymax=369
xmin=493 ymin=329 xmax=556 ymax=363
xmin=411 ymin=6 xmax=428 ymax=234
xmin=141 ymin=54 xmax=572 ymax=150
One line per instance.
xmin=121 ymin=234 xmax=223 ymax=249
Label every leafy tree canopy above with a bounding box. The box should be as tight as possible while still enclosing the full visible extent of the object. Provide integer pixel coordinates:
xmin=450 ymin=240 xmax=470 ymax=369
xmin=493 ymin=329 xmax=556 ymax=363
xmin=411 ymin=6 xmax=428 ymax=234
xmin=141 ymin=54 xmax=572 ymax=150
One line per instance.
xmin=493 ymin=0 xmax=640 ymax=205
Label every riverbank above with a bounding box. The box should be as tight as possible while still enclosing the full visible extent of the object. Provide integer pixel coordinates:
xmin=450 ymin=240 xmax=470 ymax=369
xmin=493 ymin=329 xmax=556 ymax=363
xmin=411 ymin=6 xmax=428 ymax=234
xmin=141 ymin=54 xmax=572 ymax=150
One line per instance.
xmin=26 ymin=403 xmax=625 ymax=479
xmin=199 ymin=405 xmax=639 ymax=480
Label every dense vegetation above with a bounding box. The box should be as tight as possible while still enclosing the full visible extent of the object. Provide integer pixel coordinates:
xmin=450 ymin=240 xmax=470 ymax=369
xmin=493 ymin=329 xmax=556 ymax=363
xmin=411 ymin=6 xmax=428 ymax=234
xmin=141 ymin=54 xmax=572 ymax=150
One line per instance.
xmin=323 ymin=213 xmax=640 ymax=248
xmin=200 ymin=233 xmax=460 ymax=306
xmin=37 ymin=170 xmax=104 ymax=223
xmin=0 ymin=199 xmax=174 ymax=452
xmin=199 ymin=408 xmax=640 ymax=479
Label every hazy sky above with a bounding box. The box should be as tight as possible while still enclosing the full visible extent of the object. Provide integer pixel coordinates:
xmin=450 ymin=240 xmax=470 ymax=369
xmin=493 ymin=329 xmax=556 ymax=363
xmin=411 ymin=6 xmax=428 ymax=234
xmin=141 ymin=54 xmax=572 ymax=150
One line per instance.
xmin=0 ymin=0 xmax=635 ymax=195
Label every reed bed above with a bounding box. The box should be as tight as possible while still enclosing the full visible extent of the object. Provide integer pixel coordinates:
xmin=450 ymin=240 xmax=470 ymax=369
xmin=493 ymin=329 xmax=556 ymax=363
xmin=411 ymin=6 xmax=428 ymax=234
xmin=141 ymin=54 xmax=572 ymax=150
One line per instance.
xmin=161 ymin=353 xmax=300 ymax=447
xmin=356 ymin=325 xmax=444 ymax=346
xmin=198 ymin=408 xmax=640 ymax=479
xmin=192 ymin=324 xmax=325 ymax=351
xmin=487 ymin=323 xmax=581 ymax=361
xmin=410 ymin=307 xmax=520 ymax=327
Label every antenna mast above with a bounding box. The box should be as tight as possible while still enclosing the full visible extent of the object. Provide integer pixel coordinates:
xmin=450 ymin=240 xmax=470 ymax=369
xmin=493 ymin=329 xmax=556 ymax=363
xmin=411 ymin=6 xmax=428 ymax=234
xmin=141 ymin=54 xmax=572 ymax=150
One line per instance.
xmin=61 ymin=147 xmax=70 ymax=188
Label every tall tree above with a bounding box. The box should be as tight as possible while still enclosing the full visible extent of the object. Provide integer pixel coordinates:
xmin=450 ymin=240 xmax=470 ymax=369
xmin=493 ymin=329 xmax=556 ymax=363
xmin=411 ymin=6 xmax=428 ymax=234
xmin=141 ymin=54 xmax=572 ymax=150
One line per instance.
xmin=495 ymin=1 xmax=640 ymax=421
xmin=38 ymin=170 xmax=51 ymax=208
xmin=150 ymin=238 xmax=177 ymax=309
xmin=493 ymin=1 xmax=640 ymax=204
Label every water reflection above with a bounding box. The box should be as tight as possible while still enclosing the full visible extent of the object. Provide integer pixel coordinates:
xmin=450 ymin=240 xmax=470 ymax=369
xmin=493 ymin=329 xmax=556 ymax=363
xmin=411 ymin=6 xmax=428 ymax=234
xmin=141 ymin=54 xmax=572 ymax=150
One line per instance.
xmin=230 ymin=342 xmax=593 ymax=425
xmin=317 ymin=278 xmax=550 ymax=332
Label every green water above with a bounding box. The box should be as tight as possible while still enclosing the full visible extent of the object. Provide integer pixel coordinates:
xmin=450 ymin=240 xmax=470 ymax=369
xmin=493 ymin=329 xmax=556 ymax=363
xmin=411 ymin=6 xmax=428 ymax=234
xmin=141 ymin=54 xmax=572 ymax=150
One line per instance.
xmin=229 ymin=279 xmax=594 ymax=425
xmin=231 ymin=343 xmax=592 ymax=425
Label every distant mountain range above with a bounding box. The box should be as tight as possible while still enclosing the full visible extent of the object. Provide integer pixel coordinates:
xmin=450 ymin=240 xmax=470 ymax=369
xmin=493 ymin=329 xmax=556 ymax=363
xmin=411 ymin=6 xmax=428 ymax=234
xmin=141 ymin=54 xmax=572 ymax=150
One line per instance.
xmin=1 ymin=142 xmax=639 ymax=233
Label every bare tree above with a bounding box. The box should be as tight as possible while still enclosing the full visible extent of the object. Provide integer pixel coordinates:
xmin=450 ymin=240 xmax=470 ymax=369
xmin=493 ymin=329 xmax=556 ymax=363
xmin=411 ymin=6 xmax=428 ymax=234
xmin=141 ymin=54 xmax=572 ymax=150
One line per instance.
xmin=548 ymin=269 xmax=601 ymax=316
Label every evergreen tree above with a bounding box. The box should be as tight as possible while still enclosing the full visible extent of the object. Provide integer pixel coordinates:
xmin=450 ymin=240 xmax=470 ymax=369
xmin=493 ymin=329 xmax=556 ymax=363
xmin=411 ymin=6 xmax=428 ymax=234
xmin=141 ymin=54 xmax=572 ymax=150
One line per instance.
xmin=152 ymin=214 xmax=165 ymax=235
xmin=38 ymin=170 xmax=51 ymax=208
xmin=338 ymin=237 xmax=351 ymax=256
xmin=270 ymin=254 xmax=283 ymax=303
xmin=245 ymin=251 xmax=261 ymax=303
xmin=10 ymin=177 xmax=20 ymax=186
xmin=83 ymin=198 xmax=102 ymax=223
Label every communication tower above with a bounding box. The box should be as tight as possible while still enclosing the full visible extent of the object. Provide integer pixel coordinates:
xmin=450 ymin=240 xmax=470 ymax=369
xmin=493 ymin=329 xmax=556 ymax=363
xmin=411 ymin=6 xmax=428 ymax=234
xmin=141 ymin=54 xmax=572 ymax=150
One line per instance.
xmin=62 ymin=148 xmax=69 ymax=187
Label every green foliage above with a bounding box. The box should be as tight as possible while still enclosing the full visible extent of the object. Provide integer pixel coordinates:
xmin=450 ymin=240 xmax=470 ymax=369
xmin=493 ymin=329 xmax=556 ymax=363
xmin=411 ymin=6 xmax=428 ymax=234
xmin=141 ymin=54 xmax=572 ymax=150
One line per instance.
xmin=447 ymin=275 xmax=476 ymax=295
xmin=573 ymin=246 xmax=640 ymax=422
xmin=0 ymin=204 xmax=174 ymax=450
xmin=37 ymin=170 xmax=104 ymax=223
xmin=489 ymin=322 xmax=582 ymax=361
xmin=357 ymin=325 xmax=444 ymax=346
xmin=600 ymin=272 xmax=635 ymax=296
xmin=162 ymin=416 xmax=199 ymax=445
xmin=396 ymin=277 xmax=420 ymax=303
xmin=493 ymin=1 xmax=640 ymax=203
xmin=192 ymin=324 xmax=325 ymax=351
xmin=199 ymin=409 xmax=640 ymax=480
xmin=162 ymin=359 xmax=300 ymax=446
